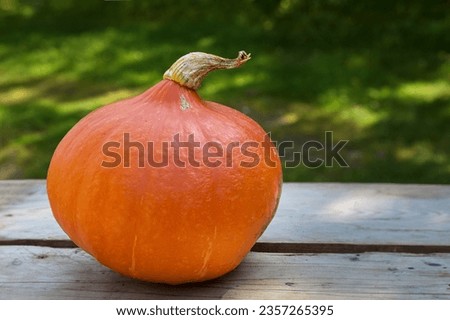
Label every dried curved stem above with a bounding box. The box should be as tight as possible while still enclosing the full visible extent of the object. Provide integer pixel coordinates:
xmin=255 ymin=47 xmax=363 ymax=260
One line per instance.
xmin=163 ymin=51 xmax=251 ymax=90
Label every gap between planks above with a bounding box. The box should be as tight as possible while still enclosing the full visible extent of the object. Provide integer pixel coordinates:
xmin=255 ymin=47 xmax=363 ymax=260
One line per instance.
xmin=2 ymin=239 xmax=450 ymax=254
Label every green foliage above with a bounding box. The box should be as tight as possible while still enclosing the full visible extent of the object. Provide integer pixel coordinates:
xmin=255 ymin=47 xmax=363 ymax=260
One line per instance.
xmin=1 ymin=0 xmax=449 ymax=182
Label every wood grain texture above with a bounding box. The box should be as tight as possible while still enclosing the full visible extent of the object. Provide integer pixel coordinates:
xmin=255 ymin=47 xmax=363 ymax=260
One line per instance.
xmin=262 ymin=182 xmax=450 ymax=246
xmin=0 ymin=180 xmax=66 ymax=241
xmin=1 ymin=246 xmax=449 ymax=299
xmin=1 ymin=180 xmax=449 ymax=246
xmin=1 ymin=181 xmax=449 ymax=300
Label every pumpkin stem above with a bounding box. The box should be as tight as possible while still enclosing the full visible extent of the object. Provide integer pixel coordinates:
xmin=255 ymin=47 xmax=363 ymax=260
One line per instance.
xmin=163 ymin=51 xmax=251 ymax=90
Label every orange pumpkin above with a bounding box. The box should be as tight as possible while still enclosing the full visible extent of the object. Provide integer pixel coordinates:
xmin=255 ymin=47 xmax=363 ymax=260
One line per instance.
xmin=47 ymin=51 xmax=282 ymax=284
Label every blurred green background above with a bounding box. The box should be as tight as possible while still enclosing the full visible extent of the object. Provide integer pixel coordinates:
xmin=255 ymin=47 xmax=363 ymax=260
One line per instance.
xmin=0 ymin=0 xmax=449 ymax=182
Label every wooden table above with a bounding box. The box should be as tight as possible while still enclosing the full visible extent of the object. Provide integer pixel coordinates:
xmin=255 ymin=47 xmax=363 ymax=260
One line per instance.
xmin=1 ymin=180 xmax=449 ymax=299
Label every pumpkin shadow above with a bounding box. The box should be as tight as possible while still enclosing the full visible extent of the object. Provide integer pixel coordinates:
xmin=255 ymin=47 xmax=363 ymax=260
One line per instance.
xmin=78 ymin=261 xmax=249 ymax=300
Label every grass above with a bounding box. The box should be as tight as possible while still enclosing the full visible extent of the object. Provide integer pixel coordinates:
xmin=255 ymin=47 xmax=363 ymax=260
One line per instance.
xmin=0 ymin=0 xmax=449 ymax=183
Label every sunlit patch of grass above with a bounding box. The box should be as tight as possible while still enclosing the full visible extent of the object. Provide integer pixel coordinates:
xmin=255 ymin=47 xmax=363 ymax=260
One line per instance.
xmin=339 ymin=105 xmax=382 ymax=128
xmin=1 ymin=76 xmax=139 ymax=110
xmin=396 ymin=81 xmax=450 ymax=102
xmin=0 ymin=43 xmax=63 ymax=81
xmin=273 ymin=111 xmax=299 ymax=126
xmin=0 ymin=28 xmax=165 ymax=89
xmin=201 ymin=73 xmax=256 ymax=97
xmin=395 ymin=142 xmax=447 ymax=166
xmin=368 ymin=80 xmax=450 ymax=103
xmin=318 ymin=89 xmax=382 ymax=129
xmin=1 ymin=86 xmax=37 ymax=104
xmin=61 ymin=88 xmax=141 ymax=113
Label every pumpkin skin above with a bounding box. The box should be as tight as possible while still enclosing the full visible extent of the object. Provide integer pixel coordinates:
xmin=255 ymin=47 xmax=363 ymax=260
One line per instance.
xmin=47 ymin=52 xmax=282 ymax=284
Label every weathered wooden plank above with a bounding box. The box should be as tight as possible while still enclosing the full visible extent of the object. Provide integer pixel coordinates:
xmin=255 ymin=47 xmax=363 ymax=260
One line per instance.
xmin=1 ymin=180 xmax=450 ymax=246
xmin=0 ymin=180 xmax=66 ymax=240
xmin=262 ymin=182 xmax=450 ymax=246
xmin=0 ymin=246 xmax=449 ymax=299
